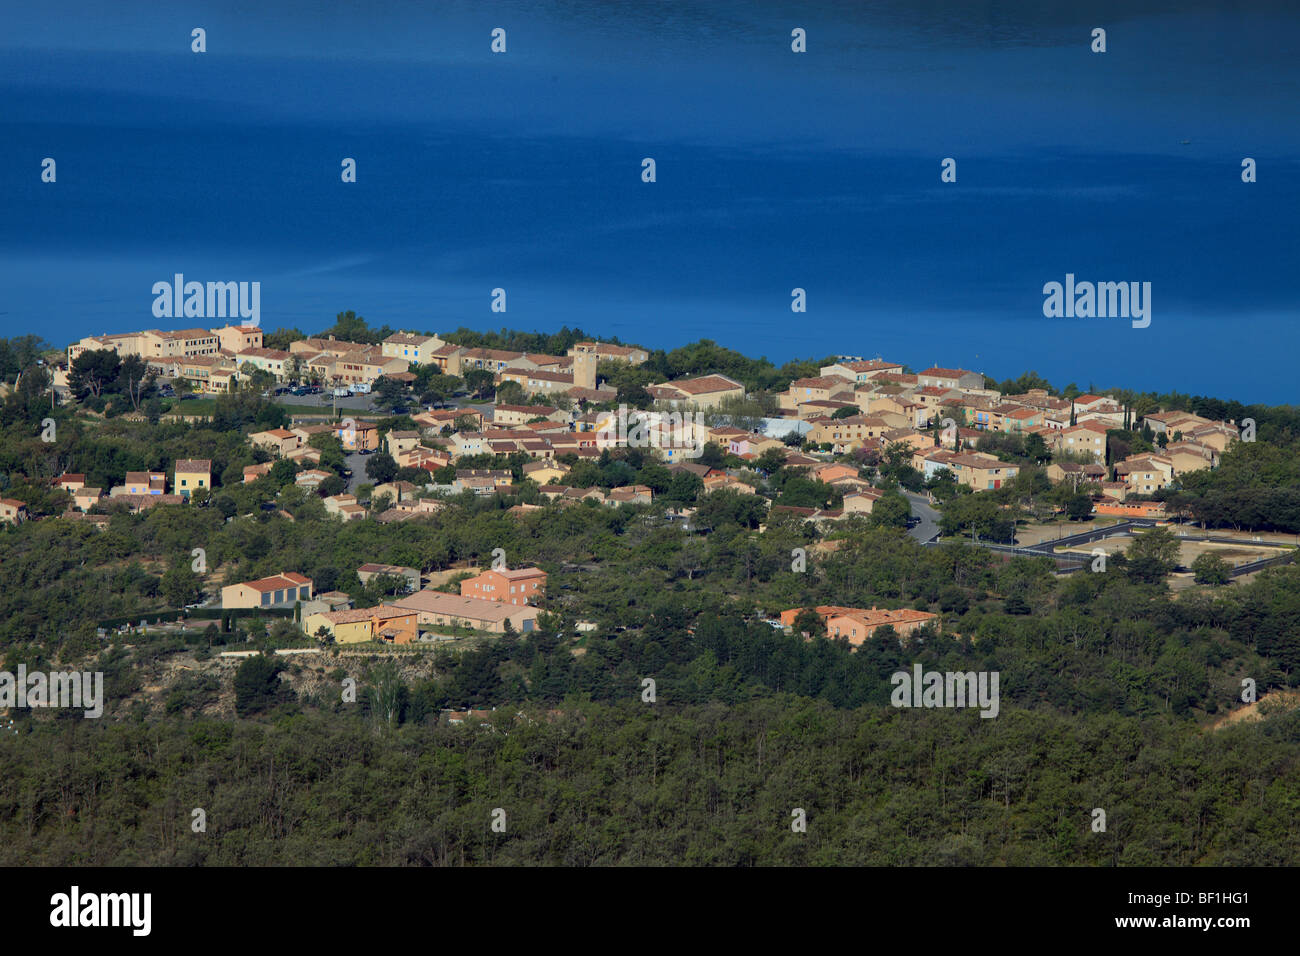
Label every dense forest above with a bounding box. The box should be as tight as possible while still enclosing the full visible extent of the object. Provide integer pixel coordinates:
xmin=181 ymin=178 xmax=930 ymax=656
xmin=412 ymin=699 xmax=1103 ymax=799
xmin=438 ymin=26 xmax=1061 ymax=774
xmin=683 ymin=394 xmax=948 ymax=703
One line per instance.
xmin=2 ymin=700 xmax=1296 ymax=866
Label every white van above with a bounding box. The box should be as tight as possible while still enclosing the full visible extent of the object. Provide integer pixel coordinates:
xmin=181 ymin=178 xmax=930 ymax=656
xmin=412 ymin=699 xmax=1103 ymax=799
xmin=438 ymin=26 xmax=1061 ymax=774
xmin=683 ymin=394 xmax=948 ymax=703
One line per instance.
xmin=349 ymin=382 xmax=372 ymax=394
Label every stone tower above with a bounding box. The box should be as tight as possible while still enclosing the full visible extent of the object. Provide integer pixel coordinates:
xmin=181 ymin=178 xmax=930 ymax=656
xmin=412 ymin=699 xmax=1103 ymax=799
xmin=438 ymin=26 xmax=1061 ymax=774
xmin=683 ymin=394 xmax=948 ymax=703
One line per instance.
xmin=572 ymin=343 xmax=598 ymax=391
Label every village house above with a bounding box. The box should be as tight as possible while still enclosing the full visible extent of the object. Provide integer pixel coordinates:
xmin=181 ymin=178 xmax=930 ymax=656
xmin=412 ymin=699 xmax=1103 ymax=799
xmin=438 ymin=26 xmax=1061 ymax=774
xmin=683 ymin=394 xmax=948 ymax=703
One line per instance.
xmin=700 ymin=472 xmax=758 ymax=495
xmin=812 ymin=462 xmax=859 ymax=484
xmin=322 ymin=493 xmax=360 ymax=517
xmin=339 ymin=349 xmax=410 ymax=386
xmin=121 ymin=471 xmax=167 ymax=496
xmin=779 ymin=376 xmax=855 ymax=413
xmin=1070 ymin=393 xmax=1110 ymax=415
xmin=294 ymin=469 xmax=334 ymax=491
xmin=1184 ymin=422 xmax=1238 ymax=453
xmin=171 ymin=459 xmax=211 ymax=499
xmin=998 ymin=405 xmax=1043 ymax=433
xmin=824 ymin=607 xmax=939 ymax=647
xmin=806 ymin=414 xmax=892 ymax=449
xmin=523 ymin=460 xmax=570 ymax=485
xmin=606 ymin=484 xmax=654 ymax=507
xmin=383 ymin=430 xmax=422 ymax=458
xmin=392 ymin=590 xmax=540 ymax=634
xmin=493 ymin=403 xmax=566 ymax=427
xmin=234 ymin=347 xmax=291 ymax=381
xmin=912 ymin=449 xmax=1019 ymax=490
xmin=460 ymin=566 xmax=547 ymax=606
xmin=841 ymin=488 xmax=884 ymax=515
xmin=357 ymin=563 xmax=421 ymax=592
xmin=243 ymin=462 xmax=273 ymax=483
xmin=646 ymin=374 xmax=746 ymax=410
xmin=451 ymin=347 xmax=526 ymax=376
xmin=381 ymin=331 xmax=444 ymax=364
xmin=495 ymin=366 xmax=576 ymax=397
xmin=371 ymin=480 xmax=418 ymax=504
xmin=881 ymin=429 xmax=934 ymax=455
xmin=249 ymin=428 xmax=301 ymax=457
xmin=333 ymin=420 xmax=379 ymax=453
xmin=727 ymin=433 xmax=784 ymax=458
xmin=1046 ymin=462 xmax=1107 ymax=487
xmin=453 ymin=469 xmax=512 ymax=494
xmin=1142 ymin=410 xmax=1207 ymax=438
xmin=819 ymin=358 xmax=905 ymax=384
xmin=68 ymin=326 xmax=226 ymax=368
xmin=211 ymin=324 xmax=263 ymax=353
xmin=1116 ymin=455 xmax=1173 ymax=495
xmin=72 ymin=487 xmax=103 ymax=511
xmin=1052 ymin=422 xmax=1109 ymax=464
xmin=568 ymin=341 xmax=649 ymax=365
xmin=1165 ymin=442 xmax=1218 ymax=476
xmin=221 ymin=572 xmax=313 ymax=609
xmin=289 ymin=336 xmax=371 ymax=359
xmin=778 ymin=605 xmax=939 ymax=647
xmin=918 ymin=367 xmax=984 ymax=391
xmin=304 ymin=605 xmax=419 ymax=645
xmin=0 ymin=498 xmax=28 ymax=524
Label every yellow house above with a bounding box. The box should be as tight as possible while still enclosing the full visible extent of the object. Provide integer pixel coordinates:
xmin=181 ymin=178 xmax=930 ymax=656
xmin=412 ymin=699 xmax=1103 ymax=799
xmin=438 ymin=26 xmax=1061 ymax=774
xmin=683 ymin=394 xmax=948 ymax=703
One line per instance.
xmin=303 ymin=606 xmax=420 ymax=644
xmin=124 ymin=471 xmax=167 ymax=495
xmin=73 ymin=487 xmax=103 ymax=512
xmin=523 ymin=460 xmax=569 ymax=485
xmin=249 ymin=428 xmax=301 ymax=457
xmin=221 ymin=572 xmax=314 ymax=608
xmin=173 ymin=459 xmax=212 ymax=498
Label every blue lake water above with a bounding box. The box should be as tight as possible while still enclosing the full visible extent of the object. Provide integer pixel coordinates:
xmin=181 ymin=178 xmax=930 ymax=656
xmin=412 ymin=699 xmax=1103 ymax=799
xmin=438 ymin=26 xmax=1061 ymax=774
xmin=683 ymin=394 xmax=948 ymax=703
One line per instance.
xmin=1 ymin=1 xmax=1296 ymax=401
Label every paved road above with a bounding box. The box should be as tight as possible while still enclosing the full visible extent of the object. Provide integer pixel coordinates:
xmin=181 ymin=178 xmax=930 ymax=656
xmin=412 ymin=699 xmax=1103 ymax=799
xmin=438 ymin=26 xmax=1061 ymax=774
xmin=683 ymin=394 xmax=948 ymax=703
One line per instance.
xmin=901 ymin=490 xmax=941 ymax=544
xmin=343 ymin=451 xmax=366 ymax=493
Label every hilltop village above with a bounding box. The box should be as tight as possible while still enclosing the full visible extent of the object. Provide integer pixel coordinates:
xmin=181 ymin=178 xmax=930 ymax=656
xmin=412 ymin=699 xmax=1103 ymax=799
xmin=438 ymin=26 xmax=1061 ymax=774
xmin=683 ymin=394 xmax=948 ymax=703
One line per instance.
xmin=0 ymin=316 xmax=1271 ymax=655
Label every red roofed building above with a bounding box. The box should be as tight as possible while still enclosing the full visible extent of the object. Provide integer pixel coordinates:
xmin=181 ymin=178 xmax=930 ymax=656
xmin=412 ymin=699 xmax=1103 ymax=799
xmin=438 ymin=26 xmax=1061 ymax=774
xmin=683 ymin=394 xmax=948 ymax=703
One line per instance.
xmin=221 ymin=572 xmax=314 ymax=609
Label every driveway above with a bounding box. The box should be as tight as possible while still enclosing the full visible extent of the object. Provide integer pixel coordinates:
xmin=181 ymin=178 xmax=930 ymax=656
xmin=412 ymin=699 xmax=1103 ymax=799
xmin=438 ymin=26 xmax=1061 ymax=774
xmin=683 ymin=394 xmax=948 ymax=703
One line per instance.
xmin=902 ymin=490 xmax=942 ymax=544
xmin=343 ymin=450 xmax=369 ymax=493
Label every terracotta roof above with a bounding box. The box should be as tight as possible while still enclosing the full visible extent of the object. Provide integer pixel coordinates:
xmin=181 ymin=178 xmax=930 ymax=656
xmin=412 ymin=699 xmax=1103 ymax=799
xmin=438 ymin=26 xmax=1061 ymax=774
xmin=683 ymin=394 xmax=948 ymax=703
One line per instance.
xmin=318 ymin=605 xmax=414 ymax=625
xmin=393 ymin=591 xmax=529 ymax=623
xmin=235 ymin=572 xmax=312 ymax=593
xmin=920 ymin=367 xmax=976 ymax=379
xmin=666 ymin=374 xmax=744 ymax=395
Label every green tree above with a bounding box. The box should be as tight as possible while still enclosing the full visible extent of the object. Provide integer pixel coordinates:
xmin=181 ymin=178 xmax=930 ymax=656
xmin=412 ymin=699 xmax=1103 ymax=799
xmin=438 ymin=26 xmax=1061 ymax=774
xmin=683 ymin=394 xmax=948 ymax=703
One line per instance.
xmin=270 ymin=458 xmax=298 ymax=486
xmin=68 ymin=349 xmax=121 ymax=400
xmin=161 ymin=562 xmax=202 ymax=607
xmin=365 ymin=452 xmax=398 ymax=484
xmin=373 ymin=377 xmax=408 ymax=413
xmin=1191 ymin=552 xmax=1230 ymax=586
xmin=870 ymin=492 xmax=911 ymax=529
xmin=1126 ymin=527 xmax=1181 ymax=585
xmin=1066 ymin=493 xmax=1094 ymax=521
xmin=462 ymin=369 xmax=495 ymax=400
xmin=232 ymin=654 xmax=285 ymax=716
